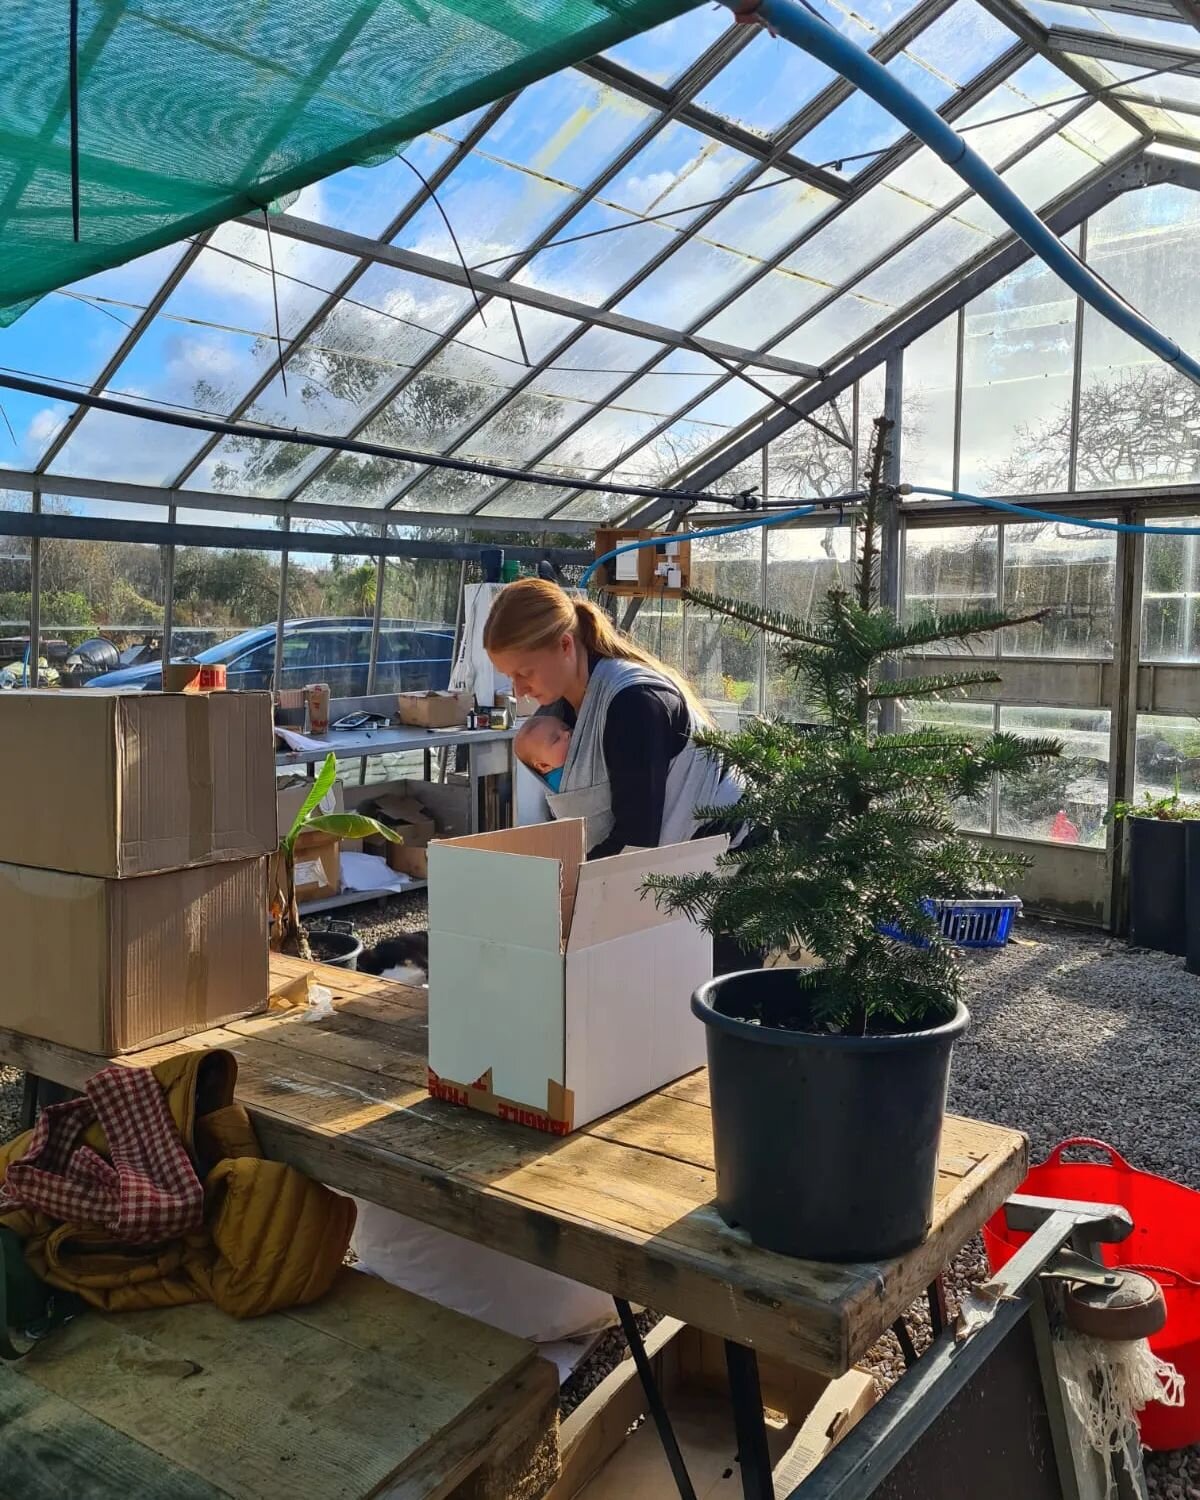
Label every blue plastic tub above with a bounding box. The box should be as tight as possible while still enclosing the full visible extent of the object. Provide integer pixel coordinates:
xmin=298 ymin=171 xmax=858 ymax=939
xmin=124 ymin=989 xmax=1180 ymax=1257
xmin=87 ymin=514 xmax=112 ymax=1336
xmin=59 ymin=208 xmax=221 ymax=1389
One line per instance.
xmin=881 ymin=898 xmax=1021 ymax=950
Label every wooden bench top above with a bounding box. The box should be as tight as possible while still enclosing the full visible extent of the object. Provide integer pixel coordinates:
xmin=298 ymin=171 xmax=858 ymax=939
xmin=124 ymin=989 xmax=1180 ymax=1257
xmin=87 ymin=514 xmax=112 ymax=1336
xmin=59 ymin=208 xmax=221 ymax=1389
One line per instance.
xmin=0 ymin=1267 xmax=559 ymax=1500
xmin=0 ymin=956 xmax=1027 ymax=1378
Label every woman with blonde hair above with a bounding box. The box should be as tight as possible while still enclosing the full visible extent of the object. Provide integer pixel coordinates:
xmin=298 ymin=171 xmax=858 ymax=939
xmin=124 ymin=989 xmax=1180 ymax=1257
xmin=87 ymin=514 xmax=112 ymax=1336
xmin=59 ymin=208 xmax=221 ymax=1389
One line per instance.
xmin=484 ymin=576 xmax=745 ymax=871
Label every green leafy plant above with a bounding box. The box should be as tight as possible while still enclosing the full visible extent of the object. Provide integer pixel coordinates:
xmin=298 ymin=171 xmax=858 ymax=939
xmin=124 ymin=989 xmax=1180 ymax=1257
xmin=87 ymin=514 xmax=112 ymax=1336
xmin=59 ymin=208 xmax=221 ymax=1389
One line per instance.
xmin=272 ymin=753 xmax=402 ymax=959
xmin=1107 ymin=789 xmax=1200 ymax=823
xmin=646 ymin=417 xmax=1063 ymax=1037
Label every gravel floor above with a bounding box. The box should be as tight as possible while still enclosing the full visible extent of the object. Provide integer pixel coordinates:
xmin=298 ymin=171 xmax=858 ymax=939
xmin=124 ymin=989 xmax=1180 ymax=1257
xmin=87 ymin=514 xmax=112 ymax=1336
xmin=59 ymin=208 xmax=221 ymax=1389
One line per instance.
xmin=1 ymin=912 xmax=1196 ymax=1492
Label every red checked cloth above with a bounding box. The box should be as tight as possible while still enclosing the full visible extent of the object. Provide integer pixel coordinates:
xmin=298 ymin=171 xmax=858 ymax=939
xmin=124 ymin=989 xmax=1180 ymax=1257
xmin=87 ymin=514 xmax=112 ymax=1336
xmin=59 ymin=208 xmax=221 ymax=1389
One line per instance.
xmin=0 ymin=1065 xmax=203 ymax=1242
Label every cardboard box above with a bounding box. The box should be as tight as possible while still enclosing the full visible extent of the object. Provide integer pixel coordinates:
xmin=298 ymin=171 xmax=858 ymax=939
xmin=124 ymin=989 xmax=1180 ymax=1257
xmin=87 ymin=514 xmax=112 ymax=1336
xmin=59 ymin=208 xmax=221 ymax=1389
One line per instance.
xmin=162 ymin=663 xmax=227 ymax=693
xmin=396 ymin=690 xmax=473 ymax=729
xmin=0 ymin=857 xmax=269 ymax=1053
xmin=291 ymin=831 xmax=341 ymax=902
xmin=427 ymin=819 xmax=723 ymax=1134
xmin=0 ymin=690 xmax=275 ymax=879
xmin=350 ymin=789 xmax=436 ymax=877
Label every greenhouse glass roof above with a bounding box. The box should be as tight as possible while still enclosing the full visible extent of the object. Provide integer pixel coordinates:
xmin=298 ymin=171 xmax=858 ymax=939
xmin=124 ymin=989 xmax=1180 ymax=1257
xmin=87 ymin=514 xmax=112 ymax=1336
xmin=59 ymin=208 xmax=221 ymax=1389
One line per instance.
xmin=2 ymin=0 xmax=1200 ymax=524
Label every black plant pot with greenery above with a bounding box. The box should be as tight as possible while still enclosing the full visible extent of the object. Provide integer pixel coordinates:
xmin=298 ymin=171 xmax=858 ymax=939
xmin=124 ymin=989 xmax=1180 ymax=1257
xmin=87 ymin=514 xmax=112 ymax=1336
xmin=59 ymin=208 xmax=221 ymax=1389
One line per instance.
xmin=1109 ymin=794 xmax=1199 ymax=957
xmin=1129 ymin=817 xmax=1186 ymax=956
xmin=696 ymin=970 xmax=969 ymax=1259
xmin=645 ymin=417 xmax=1062 ymax=1263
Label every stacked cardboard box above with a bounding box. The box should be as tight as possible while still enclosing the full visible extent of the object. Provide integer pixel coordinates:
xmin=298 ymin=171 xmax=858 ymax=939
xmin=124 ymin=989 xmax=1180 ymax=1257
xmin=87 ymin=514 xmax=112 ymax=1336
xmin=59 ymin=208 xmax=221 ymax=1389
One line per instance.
xmin=0 ymin=690 xmax=276 ymax=1053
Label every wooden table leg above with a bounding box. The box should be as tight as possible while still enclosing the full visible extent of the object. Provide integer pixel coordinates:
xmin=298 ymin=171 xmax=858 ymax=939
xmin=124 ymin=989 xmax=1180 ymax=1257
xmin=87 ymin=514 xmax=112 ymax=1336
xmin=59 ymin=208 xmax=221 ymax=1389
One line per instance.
xmin=723 ymin=1341 xmax=774 ymax=1500
xmin=614 ymin=1299 xmax=697 ymax=1500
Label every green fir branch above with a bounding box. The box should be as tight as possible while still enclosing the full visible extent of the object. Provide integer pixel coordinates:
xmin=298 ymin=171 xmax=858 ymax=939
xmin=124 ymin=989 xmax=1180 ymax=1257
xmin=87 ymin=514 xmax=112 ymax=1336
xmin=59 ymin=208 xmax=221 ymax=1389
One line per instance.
xmin=683 ymin=588 xmax=832 ymax=645
xmin=871 ymin=670 xmax=1002 ymax=700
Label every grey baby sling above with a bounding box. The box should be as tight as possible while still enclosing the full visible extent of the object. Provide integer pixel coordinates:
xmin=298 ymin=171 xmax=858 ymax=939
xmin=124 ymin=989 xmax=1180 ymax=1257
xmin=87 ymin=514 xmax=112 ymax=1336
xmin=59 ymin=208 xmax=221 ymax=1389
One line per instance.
xmin=543 ymin=657 xmax=742 ymax=852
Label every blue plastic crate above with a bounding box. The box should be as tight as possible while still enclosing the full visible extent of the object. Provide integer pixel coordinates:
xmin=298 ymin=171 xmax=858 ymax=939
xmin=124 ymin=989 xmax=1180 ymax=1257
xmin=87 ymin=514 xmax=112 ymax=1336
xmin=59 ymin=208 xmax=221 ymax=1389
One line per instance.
xmin=881 ymin=897 xmax=1022 ymax=950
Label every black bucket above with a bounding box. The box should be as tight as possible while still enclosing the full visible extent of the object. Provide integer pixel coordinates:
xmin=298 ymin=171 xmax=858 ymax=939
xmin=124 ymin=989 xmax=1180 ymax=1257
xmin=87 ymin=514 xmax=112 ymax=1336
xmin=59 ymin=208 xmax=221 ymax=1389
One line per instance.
xmin=693 ymin=969 xmax=969 ymax=1262
xmin=1128 ymin=818 xmax=1186 ymax=956
xmin=307 ymin=930 xmax=363 ymax=970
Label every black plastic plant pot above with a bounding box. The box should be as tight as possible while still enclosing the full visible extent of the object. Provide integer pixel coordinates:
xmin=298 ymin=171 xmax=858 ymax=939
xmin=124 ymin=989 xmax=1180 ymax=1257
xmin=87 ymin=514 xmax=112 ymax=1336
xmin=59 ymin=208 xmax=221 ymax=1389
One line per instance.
xmin=693 ymin=969 xmax=969 ymax=1262
xmin=307 ymin=930 xmax=363 ymax=970
xmin=1185 ymin=824 xmax=1200 ymax=977
xmin=1128 ymin=817 xmax=1186 ymax=957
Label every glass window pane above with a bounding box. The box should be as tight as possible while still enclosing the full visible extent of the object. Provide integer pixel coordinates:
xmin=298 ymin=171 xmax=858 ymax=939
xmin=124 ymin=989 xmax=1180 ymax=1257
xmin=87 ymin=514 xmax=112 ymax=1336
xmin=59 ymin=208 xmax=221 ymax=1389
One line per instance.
xmin=484 ymin=72 xmax=654 ymax=192
xmin=902 ymin=317 xmax=957 ymax=492
xmin=686 ymin=530 xmax=764 ymax=722
xmin=772 ymin=293 xmax=887 ymax=367
xmin=781 ymin=185 xmax=930 ymax=291
xmin=1142 ymin=518 xmax=1200 ymax=663
xmin=1076 ymin=185 xmax=1200 ymax=492
xmin=1135 ymin=713 xmax=1200 ymax=807
xmin=604 ymin=8 xmax=731 ymax=85
xmin=1002 ymin=522 xmax=1116 ymax=657
xmin=768 ymin=397 xmax=854 ymax=500
xmin=697 ymin=34 xmax=838 ymax=136
xmin=701 ymin=175 xmax=837 ymax=264
xmin=852 ymin=214 xmax=995 ymax=310
xmin=959 ymin=253 xmax=1076 ymax=496
xmin=764 ymin=519 xmax=854 ymax=718
xmin=998 ymin=705 xmax=1110 ymax=847
xmin=699 ymin=263 xmax=827 ymax=349
xmin=37 ymin=535 xmax=165 ymax=685
xmin=293 ymin=133 xmax=450 ymax=239
xmin=630 ymin=592 xmax=685 ymax=677
xmin=905 ymin=524 xmax=999 ymax=655
xmin=856 ymin=366 xmax=887 ymax=486
xmin=171 ymin=538 xmax=283 ymax=666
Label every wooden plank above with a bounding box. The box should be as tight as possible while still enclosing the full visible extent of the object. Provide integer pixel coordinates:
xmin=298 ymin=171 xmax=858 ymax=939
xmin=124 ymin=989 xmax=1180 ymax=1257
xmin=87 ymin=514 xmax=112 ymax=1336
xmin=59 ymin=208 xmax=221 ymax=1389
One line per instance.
xmin=383 ymin=1359 xmax=559 ymax=1500
xmin=13 ymin=1271 xmax=545 ymax=1500
xmin=0 ymin=1362 xmax=225 ymax=1500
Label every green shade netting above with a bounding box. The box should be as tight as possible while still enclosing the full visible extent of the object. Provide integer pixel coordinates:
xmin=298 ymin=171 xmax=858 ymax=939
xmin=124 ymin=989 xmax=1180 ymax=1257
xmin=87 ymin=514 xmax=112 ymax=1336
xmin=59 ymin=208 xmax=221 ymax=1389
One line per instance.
xmin=0 ymin=0 xmax=699 ymax=325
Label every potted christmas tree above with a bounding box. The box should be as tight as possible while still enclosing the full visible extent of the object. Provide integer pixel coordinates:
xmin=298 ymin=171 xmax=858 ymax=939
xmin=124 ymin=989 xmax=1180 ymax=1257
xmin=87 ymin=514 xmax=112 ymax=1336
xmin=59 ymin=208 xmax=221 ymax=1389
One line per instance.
xmin=647 ymin=419 xmax=1061 ymax=1262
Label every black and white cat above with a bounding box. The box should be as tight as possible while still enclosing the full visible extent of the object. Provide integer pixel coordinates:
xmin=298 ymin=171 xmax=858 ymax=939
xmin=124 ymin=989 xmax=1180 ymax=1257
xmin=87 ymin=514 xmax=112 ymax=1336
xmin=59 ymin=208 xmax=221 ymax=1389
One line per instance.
xmin=358 ymin=933 xmax=429 ymax=988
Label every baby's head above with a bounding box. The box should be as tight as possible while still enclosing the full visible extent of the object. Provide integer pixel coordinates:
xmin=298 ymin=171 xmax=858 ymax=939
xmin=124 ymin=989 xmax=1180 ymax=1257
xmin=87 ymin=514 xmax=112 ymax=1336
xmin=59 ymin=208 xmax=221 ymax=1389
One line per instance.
xmin=515 ymin=715 xmax=571 ymax=776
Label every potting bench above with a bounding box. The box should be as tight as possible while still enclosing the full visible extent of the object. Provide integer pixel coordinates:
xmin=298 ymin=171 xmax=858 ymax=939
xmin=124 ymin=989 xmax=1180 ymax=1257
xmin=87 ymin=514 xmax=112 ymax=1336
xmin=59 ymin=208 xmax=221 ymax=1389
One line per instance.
xmin=1 ymin=960 xmax=1143 ymax=1500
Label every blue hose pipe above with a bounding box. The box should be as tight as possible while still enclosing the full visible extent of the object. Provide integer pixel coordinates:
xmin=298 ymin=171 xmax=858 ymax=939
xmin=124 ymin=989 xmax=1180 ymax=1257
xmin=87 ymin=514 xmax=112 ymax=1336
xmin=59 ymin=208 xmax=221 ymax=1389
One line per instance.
xmin=729 ymin=0 xmax=1200 ymax=389
xmin=908 ymin=484 xmax=1200 ymax=535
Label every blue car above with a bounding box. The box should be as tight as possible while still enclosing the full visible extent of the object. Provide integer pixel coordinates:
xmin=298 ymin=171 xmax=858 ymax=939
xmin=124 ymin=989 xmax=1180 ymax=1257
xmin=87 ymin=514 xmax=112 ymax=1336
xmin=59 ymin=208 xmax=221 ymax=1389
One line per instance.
xmin=85 ymin=617 xmax=454 ymax=696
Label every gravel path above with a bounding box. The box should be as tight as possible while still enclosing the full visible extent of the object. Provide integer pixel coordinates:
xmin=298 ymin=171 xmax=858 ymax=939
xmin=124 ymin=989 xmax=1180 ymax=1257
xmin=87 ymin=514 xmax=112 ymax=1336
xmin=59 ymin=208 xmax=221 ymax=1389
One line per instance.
xmin=1 ymin=912 xmax=1195 ymax=1491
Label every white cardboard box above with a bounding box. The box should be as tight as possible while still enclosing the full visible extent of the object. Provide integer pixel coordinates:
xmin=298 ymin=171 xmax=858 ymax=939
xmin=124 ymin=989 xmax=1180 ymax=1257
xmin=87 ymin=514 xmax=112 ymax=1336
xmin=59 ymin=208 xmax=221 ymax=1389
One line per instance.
xmin=427 ymin=818 xmax=723 ymax=1134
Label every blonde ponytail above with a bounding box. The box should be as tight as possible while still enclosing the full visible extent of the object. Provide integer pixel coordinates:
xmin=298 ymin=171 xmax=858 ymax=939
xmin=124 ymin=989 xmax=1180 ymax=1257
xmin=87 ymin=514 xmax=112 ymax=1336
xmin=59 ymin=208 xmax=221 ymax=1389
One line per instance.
xmin=484 ymin=578 xmax=712 ymax=726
